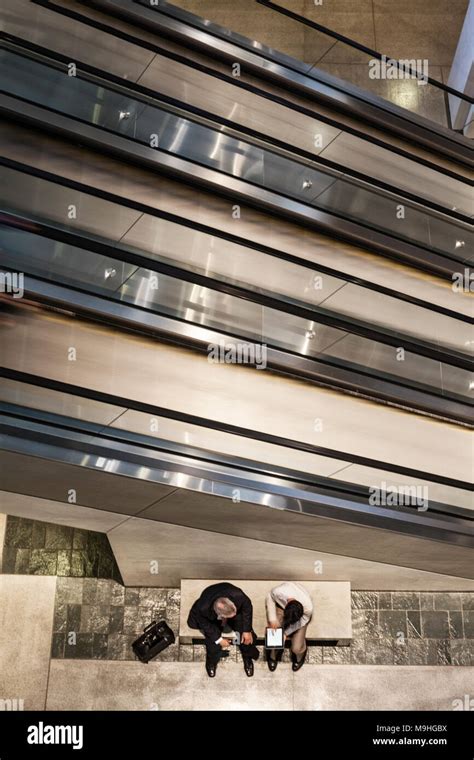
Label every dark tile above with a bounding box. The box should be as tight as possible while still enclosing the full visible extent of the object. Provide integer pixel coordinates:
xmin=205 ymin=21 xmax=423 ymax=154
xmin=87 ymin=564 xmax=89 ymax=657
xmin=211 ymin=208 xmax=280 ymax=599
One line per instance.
xmin=428 ymin=640 xmax=451 ymax=666
xmin=323 ymin=645 xmax=351 ymax=664
xmin=64 ymin=633 xmax=94 ymax=659
xmin=31 ymin=521 xmax=46 ymax=548
xmin=351 ymin=610 xmax=365 ymax=638
xmin=351 ymin=591 xmax=378 ymax=609
xmin=421 ymin=610 xmax=450 ymax=639
xmin=167 ymin=589 xmax=181 ymax=606
xmin=463 ymin=611 xmax=474 ymax=638
xmin=378 ymin=610 xmax=407 ymax=639
xmin=96 ymin=579 xmax=113 ymax=606
xmin=364 ymin=610 xmax=379 ymax=637
xmin=109 ymin=606 xmax=124 ymax=634
xmin=407 ymin=610 xmax=422 ymax=638
xmin=56 ymin=577 xmax=82 ymax=605
xmin=124 ymin=588 xmax=140 ymax=606
xmin=45 ymin=524 xmax=73 ymax=550
xmin=139 ymin=587 xmax=168 ymax=609
xmin=98 ymin=554 xmax=114 ymax=580
xmin=92 ymin=634 xmax=108 ymax=659
xmin=72 ymin=529 xmax=88 ymax=551
xmin=80 ymin=605 xmax=110 ymax=634
xmin=56 ymin=550 xmax=72 ymax=577
xmin=406 ymin=640 xmax=429 ymax=665
xmin=53 ymin=602 xmax=68 ymax=633
xmin=193 ymin=645 xmax=207 ymax=662
xmin=393 ymin=640 xmax=409 ymax=665
xmin=110 ymin=583 xmax=125 ymax=606
xmin=378 ymin=592 xmax=392 ymax=609
xmin=420 ymin=593 xmax=434 ymax=610
xmin=51 ymin=633 xmax=65 ymax=659
xmin=154 ymin=642 xmax=179 ymax=662
xmin=70 ymin=551 xmax=86 ymax=577
xmin=433 ymin=593 xmax=462 ymax=610
xmin=67 ymin=604 xmax=82 ymax=633
xmin=307 ymin=646 xmax=323 ymax=664
xmin=5 ymin=517 xmax=32 ymax=548
xmin=392 ymin=592 xmax=420 ymax=610
xmin=61 ymin=578 xmax=83 ymax=605
xmin=14 ymin=548 xmax=31 ymax=574
xmin=107 ymin=633 xmax=135 ymax=660
xmin=365 ymin=640 xmax=393 ymax=664
xmin=29 ymin=549 xmax=57 ymax=575
xmin=123 ymin=606 xmax=145 ymax=635
xmin=178 ymin=645 xmax=194 ymax=662
xmin=82 ymin=579 xmax=98 ymax=605
xmin=461 ymin=593 xmax=474 ymax=611
xmin=448 ymin=611 xmax=464 ymax=638
xmin=349 ymin=640 xmax=366 ymax=664
xmin=1 ymin=547 xmax=17 ymax=573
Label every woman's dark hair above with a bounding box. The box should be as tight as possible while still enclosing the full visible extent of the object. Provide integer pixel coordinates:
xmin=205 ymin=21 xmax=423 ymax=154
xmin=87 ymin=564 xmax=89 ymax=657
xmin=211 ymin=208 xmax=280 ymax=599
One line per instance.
xmin=283 ymin=600 xmax=304 ymax=629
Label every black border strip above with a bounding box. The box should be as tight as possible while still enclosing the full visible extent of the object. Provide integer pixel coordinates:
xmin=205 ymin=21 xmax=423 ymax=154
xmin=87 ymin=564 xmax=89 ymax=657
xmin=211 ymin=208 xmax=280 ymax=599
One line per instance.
xmin=2 ymin=213 xmax=472 ymax=370
xmin=1 ymin=156 xmax=471 ymax=324
xmin=0 ymin=367 xmax=472 ymax=491
xmin=32 ymin=0 xmax=474 ymax=185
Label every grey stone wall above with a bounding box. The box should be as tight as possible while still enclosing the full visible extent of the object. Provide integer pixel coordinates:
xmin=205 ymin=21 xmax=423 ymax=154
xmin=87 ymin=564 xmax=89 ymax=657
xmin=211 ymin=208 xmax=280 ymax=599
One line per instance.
xmin=51 ymin=580 xmax=474 ymax=665
xmin=1 ymin=516 xmax=122 ymax=583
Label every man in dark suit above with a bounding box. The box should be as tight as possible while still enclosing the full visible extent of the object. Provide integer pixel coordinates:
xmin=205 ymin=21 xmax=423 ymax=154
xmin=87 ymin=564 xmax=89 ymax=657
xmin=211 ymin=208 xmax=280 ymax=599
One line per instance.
xmin=187 ymin=582 xmax=259 ymax=677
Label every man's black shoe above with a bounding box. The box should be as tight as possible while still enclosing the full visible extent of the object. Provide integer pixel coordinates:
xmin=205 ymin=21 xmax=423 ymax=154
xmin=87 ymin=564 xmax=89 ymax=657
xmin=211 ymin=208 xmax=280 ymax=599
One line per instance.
xmin=206 ymin=661 xmax=217 ymax=678
xmin=291 ymin=650 xmax=306 ymax=672
xmin=243 ymin=658 xmax=254 ymax=677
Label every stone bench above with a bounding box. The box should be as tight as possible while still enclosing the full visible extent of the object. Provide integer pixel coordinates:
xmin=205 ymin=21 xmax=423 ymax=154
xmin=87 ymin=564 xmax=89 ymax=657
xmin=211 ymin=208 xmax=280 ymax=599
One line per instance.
xmin=179 ymin=580 xmax=352 ymax=645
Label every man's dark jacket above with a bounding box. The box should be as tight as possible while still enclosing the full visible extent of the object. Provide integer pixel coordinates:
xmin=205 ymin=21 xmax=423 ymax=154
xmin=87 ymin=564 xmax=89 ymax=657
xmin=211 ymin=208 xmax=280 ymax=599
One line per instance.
xmin=187 ymin=582 xmax=253 ymax=641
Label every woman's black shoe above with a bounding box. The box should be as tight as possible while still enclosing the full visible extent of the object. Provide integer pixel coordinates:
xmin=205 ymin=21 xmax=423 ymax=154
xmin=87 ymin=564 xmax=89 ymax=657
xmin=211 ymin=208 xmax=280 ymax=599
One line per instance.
xmin=291 ymin=650 xmax=306 ymax=672
xmin=267 ymin=657 xmax=278 ymax=672
xmin=206 ymin=661 xmax=217 ymax=678
xmin=243 ymin=658 xmax=254 ymax=677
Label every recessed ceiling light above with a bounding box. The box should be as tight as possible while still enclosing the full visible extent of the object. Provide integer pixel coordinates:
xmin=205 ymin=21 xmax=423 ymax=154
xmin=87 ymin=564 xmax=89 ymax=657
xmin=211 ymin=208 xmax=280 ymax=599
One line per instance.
xmin=119 ymin=111 xmax=131 ymax=120
xmin=104 ymin=268 xmax=116 ymax=279
xmin=455 ymin=240 xmax=465 ymax=248
xmin=305 ymin=330 xmax=316 ymax=339
xmin=302 ymin=179 xmax=313 ymax=190
xmin=469 ymin=381 xmax=474 ymax=391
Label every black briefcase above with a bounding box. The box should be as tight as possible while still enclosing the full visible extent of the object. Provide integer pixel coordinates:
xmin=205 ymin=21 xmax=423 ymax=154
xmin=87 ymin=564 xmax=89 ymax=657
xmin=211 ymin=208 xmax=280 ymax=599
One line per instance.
xmin=132 ymin=620 xmax=176 ymax=663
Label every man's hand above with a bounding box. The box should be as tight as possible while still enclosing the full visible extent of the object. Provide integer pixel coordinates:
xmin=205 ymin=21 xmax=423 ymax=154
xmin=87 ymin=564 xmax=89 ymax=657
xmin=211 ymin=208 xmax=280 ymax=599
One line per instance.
xmin=220 ymin=638 xmax=231 ymax=649
xmin=241 ymin=632 xmax=253 ymax=645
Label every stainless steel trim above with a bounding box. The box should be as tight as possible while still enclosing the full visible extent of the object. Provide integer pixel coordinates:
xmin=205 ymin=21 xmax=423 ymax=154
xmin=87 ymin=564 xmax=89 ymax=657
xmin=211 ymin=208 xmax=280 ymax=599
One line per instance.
xmin=1 ymin=416 xmax=472 ymax=548
xmin=83 ymin=0 xmax=474 ymax=164
xmin=0 ymin=93 xmax=466 ymax=279
xmin=18 ymin=275 xmax=474 ymax=427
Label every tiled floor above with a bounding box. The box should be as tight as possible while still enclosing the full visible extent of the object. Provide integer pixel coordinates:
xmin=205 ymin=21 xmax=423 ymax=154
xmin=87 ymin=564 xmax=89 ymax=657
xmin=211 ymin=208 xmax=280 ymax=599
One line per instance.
xmin=50 ymin=580 xmax=474 ymax=665
xmin=2 ymin=516 xmax=122 ymax=581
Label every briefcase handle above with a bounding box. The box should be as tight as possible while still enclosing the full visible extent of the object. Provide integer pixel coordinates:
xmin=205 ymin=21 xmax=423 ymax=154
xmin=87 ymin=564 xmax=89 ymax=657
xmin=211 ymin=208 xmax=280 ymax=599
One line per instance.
xmin=144 ymin=621 xmax=158 ymax=632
